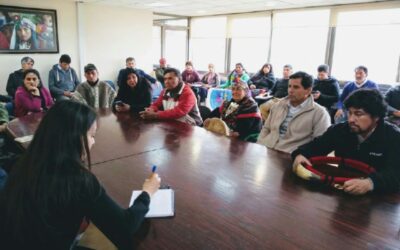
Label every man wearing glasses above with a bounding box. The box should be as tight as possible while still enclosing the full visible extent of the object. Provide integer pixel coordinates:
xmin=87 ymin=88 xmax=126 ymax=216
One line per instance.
xmin=6 ymin=56 xmax=35 ymax=98
xmin=292 ymin=89 xmax=400 ymax=195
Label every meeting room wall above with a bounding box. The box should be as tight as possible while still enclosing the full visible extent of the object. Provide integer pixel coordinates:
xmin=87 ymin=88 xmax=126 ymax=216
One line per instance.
xmin=0 ymin=0 xmax=153 ymax=94
xmin=79 ymin=3 xmax=153 ymax=85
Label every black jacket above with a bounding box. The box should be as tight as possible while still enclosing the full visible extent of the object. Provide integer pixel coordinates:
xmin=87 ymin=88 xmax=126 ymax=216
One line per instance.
xmin=1 ymin=173 xmax=149 ymax=250
xmin=292 ymin=121 xmax=400 ymax=193
xmin=6 ymin=69 xmax=24 ymax=98
xmin=249 ymin=72 xmax=276 ymax=91
xmin=313 ymin=77 xmax=340 ymax=110
xmin=270 ymin=78 xmax=289 ymax=98
xmin=113 ymin=79 xmax=152 ymax=113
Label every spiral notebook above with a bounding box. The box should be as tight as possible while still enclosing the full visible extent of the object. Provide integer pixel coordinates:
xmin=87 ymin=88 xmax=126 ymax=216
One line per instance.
xmin=129 ymin=189 xmax=174 ymax=218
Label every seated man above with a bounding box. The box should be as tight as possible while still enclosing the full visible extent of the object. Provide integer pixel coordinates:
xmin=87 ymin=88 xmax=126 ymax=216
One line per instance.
xmin=269 ymin=64 xmax=292 ymax=98
xmin=335 ymin=65 xmax=378 ymax=123
xmin=385 ymin=84 xmax=400 ymax=121
xmin=312 ymin=64 xmax=340 ymax=122
xmin=292 ymin=89 xmax=400 ymax=194
xmin=117 ymin=57 xmax=156 ymax=87
xmin=154 ymin=58 xmax=167 ymax=87
xmin=74 ymin=64 xmax=116 ymax=108
xmin=140 ymin=68 xmax=202 ymax=126
xmin=48 ymin=54 xmax=80 ymax=101
xmin=6 ymin=56 xmax=34 ymax=98
xmin=259 ymin=64 xmax=293 ymax=120
xmin=257 ymin=71 xmax=330 ymax=153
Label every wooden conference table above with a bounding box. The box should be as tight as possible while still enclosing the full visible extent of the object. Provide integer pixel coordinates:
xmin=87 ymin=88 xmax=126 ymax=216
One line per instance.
xmin=6 ymin=110 xmax=400 ymax=249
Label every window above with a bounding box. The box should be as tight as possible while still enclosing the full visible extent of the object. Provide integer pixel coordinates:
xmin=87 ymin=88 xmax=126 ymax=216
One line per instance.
xmin=152 ymin=26 xmax=161 ymax=64
xmin=165 ymin=29 xmax=187 ymax=70
xmin=190 ymin=17 xmax=227 ymax=72
xmin=229 ymin=15 xmax=271 ymax=73
xmin=270 ymin=9 xmax=330 ymax=77
xmin=332 ymin=9 xmax=400 ymax=83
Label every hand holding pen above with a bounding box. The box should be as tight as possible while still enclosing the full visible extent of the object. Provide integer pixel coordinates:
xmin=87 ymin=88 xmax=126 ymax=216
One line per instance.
xmin=142 ymin=165 xmax=161 ymax=197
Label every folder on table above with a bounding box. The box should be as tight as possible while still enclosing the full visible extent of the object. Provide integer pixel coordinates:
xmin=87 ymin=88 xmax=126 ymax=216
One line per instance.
xmin=129 ymin=189 xmax=174 ymax=218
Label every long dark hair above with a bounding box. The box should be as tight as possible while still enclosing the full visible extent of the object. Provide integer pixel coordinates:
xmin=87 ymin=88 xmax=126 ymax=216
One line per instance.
xmin=121 ymin=68 xmax=151 ymax=93
xmin=259 ymin=63 xmax=274 ymax=75
xmin=1 ymin=100 xmax=97 ymax=241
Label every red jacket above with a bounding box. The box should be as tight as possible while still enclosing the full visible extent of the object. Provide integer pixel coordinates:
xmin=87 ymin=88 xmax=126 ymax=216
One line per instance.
xmin=150 ymin=83 xmax=202 ymax=125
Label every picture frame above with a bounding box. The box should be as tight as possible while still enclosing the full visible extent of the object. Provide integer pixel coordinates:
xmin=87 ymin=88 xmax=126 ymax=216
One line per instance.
xmin=0 ymin=5 xmax=59 ymax=53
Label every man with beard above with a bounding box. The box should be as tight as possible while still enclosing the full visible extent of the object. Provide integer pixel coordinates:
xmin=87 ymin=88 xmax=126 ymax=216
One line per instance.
xmin=292 ymin=89 xmax=400 ymax=195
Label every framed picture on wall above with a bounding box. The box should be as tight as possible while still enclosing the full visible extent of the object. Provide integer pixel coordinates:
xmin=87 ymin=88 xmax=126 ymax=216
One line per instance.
xmin=0 ymin=5 xmax=59 ymax=53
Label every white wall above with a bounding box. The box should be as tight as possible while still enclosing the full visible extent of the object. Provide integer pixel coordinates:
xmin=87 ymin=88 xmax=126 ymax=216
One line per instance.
xmin=0 ymin=0 xmax=153 ymax=94
xmin=79 ymin=3 xmax=153 ymax=83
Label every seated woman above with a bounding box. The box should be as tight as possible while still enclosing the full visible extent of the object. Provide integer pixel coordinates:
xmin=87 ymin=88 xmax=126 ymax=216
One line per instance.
xmin=249 ymin=63 xmax=276 ymax=96
xmin=220 ymin=63 xmax=250 ymax=89
xmin=199 ymin=63 xmax=221 ymax=103
xmin=0 ymin=100 xmax=160 ymax=249
xmin=182 ymin=61 xmax=205 ymax=102
xmin=201 ymin=63 xmax=220 ymax=88
xmin=204 ymin=81 xmax=262 ymax=142
xmin=14 ymin=69 xmax=53 ymax=117
xmin=113 ymin=68 xmax=152 ymax=113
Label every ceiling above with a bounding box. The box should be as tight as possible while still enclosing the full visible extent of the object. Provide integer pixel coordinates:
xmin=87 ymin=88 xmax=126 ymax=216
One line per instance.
xmin=74 ymin=0 xmax=390 ymax=17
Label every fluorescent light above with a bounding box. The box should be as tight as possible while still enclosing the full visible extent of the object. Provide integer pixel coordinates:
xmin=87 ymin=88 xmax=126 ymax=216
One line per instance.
xmin=146 ymin=2 xmax=172 ymax=7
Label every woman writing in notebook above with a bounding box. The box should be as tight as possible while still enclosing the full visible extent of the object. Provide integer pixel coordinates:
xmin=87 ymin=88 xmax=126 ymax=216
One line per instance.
xmin=0 ymin=101 xmax=160 ymax=249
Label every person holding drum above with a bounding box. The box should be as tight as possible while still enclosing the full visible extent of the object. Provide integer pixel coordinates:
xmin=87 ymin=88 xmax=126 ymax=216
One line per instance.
xmin=292 ymin=89 xmax=400 ymax=195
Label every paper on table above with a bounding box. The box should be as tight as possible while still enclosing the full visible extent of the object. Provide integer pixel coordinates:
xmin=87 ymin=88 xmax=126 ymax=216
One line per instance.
xmin=129 ymin=189 xmax=174 ymax=218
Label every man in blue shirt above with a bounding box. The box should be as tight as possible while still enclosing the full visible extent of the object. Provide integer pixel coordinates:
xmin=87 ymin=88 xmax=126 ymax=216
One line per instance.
xmin=334 ymin=65 xmax=378 ymax=123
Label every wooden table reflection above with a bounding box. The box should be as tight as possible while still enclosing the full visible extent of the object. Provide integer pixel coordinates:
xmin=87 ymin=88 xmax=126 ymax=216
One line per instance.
xmin=6 ymin=109 xmax=400 ymax=249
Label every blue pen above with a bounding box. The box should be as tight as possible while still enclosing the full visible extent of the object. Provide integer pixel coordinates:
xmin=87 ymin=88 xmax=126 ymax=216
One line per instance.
xmin=152 ymin=165 xmax=157 ymax=173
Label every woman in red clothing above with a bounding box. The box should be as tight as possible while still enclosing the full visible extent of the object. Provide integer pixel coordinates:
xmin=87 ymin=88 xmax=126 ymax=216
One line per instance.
xmin=14 ymin=69 xmax=54 ymax=117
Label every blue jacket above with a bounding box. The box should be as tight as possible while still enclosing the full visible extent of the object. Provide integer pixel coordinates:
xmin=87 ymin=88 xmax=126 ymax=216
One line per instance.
xmin=337 ymin=80 xmax=378 ymax=109
xmin=48 ymin=64 xmax=80 ymax=97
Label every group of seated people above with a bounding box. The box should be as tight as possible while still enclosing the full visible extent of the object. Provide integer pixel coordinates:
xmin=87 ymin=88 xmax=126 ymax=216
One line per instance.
xmin=1 ymin=54 xmax=400 ymax=249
